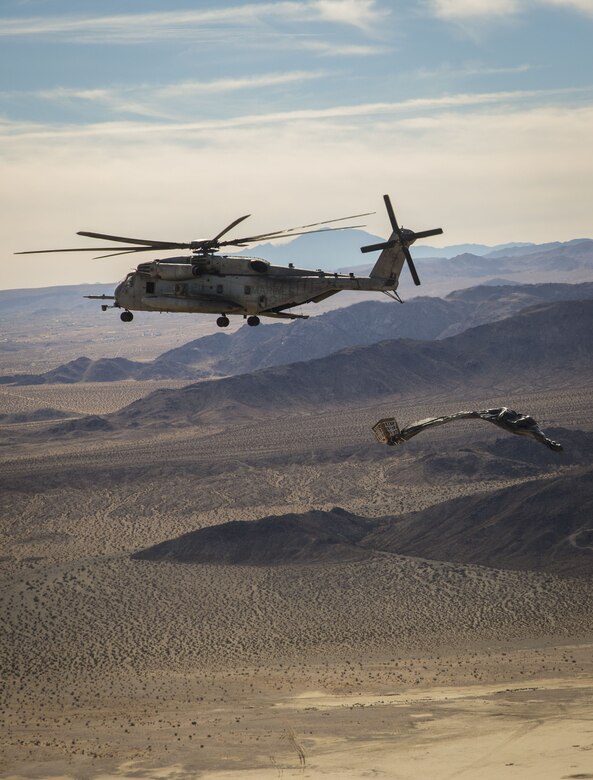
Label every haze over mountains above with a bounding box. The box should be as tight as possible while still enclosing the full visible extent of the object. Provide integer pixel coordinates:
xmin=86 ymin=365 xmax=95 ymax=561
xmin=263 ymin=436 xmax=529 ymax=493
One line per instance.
xmin=240 ymin=230 xmax=593 ymax=270
xmin=2 ymin=282 xmax=592 ymax=385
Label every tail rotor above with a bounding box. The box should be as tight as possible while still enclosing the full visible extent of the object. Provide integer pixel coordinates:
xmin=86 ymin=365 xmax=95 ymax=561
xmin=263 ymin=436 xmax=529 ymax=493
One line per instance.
xmin=361 ymin=195 xmax=443 ymax=286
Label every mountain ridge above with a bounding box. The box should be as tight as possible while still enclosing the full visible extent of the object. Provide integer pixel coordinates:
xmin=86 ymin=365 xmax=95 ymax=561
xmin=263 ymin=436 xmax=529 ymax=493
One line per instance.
xmin=34 ymin=297 xmax=591 ymax=435
xmin=108 ymin=298 xmax=593 ymax=427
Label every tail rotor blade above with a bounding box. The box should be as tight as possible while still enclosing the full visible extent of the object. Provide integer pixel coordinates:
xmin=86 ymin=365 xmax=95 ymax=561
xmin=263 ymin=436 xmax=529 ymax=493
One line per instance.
xmin=383 ymin=194 xmax=400 ymax=234
xmin=404 ymin=246 xmax=421 ymax=286
xmin=411 ymin=228 xmax=443 ymax=240
xmin=360 ymin=239 xmax=397 ymax=254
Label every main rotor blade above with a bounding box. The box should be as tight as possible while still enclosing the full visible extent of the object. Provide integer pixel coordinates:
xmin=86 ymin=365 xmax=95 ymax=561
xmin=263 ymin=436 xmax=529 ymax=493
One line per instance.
xmin=93 ymin=247 xmax=166 ymax=259
xmin=223 ymin=211 xmax=374 ymax=245
xmin=220 ymin=223 xmax=368 ymax=247
xmin=77 ymin=231 xmax=190 ymax=248
xmin=17 ymin=209 xmax=374 ymax=257
xmin=211 ymin=214 xmax=251 ymax=242
xmin=276 ymin=211 xmax=375 ymax=234
xmin=15 ymin=246 xmax=158 ymax=255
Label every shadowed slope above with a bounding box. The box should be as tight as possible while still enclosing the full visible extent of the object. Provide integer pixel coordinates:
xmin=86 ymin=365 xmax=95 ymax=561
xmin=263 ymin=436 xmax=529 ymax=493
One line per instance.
xmin=366 ymin=466 xmax=593 ymax=577
xmin=132 ymin=508 xmax=376 ymax=565
xmin=133 ymin=467 xmax=593 ymax=576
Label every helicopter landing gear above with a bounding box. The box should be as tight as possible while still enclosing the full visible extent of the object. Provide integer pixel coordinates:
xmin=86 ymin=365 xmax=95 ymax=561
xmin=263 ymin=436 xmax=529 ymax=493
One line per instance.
xmin=247 ymin=315 xmax=260 ymax=327
xmin=120 ymin=311 xmax=133 ymax=323
xmin=216 ymin=315 xmax=230 ymax=328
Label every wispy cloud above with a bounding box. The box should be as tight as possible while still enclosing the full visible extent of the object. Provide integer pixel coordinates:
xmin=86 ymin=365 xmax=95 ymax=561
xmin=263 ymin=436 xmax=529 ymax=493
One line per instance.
xmin=429 ymin=0 xmax=593 ymax=19
xmin=300 ymin=40 xmax=387 ymax=56
xmin=156 ymin=71 xmax=326 ymax=97
xmin=313 ymin=0 xmax=388 ymax=31
xmin=543 ymin=0 xmax=593 ymax=16
xmin=2 ymin=87 xmax=588 ymax=141
xmin=26 ymin=71 xmax=327 ymax=119
xmin=429 ymin=0 xmax=519 ymax=19
xmin=412 ymin=63 xmax=534 ymax=79
xmin=0 ymin=1 xmax=387 ymax=42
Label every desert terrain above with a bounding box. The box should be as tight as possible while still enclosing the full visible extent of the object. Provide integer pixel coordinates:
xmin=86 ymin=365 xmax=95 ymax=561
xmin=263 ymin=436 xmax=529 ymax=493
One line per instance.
xmin=1 ymin=281 xmax=593 ymax=779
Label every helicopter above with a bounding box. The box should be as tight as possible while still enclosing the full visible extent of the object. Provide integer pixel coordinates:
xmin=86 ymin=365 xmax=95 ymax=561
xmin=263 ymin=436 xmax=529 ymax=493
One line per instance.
xmin=16 ymin=195 xmax=443 ymax=327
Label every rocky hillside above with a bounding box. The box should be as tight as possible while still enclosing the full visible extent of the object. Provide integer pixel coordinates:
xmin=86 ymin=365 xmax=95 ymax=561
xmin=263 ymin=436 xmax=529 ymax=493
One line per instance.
xmin=365 ymin=466 xmax=593 ymax=577
xmin=102 ymin=298 xmax=593 ymax=428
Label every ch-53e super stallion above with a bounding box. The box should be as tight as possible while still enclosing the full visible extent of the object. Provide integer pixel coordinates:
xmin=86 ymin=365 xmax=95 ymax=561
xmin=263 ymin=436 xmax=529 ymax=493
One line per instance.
xmin=17 ymin=195 xmax=442 ymax=327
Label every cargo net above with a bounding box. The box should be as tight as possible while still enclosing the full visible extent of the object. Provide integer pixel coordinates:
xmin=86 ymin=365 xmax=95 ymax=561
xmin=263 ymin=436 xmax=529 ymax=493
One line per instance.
xmin=372 ymin=417 xmax=402 ymax=445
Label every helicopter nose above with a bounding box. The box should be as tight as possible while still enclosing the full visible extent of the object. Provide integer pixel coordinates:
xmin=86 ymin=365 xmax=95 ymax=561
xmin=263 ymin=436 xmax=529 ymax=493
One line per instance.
xmin=114 ymin=279 xmax=126 ymax=305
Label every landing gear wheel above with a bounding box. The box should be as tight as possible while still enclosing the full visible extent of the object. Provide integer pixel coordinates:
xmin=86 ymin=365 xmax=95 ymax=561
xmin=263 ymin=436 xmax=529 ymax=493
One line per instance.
xmin=120 ymin=311 xmax=133 ymax=323
xmin=216 ymin=316 xmax=230 ymax=328
xmin=247 ymin=315 xmax=260 ymax=327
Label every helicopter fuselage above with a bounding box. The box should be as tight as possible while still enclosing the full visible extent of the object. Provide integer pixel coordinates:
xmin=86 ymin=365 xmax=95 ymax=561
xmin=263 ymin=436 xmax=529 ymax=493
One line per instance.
xmin=114 ymin=253 xmax=392 ymax=320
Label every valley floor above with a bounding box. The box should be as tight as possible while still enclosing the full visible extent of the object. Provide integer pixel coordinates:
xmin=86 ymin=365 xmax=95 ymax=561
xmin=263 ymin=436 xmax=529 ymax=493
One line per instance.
xmin=3 ymin=654 xmax=593 ymax=779
xmin=1 ymin=380 xmax=592 ymax=779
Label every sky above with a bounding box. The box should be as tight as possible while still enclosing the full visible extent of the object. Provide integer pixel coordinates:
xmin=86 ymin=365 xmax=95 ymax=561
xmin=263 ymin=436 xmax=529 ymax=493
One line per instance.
xmin=1 ymin=0 xmax=592 ymax=289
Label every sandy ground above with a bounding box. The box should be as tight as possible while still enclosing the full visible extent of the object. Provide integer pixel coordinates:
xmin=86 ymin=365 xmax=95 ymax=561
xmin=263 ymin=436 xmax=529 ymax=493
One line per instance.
xmin=3 ymin=662 xmax=593 ymax=779
xmin=2 ymin=380 xmax=592 ymax=779
xmin=0 ymin=380 xmax=193 ymax=417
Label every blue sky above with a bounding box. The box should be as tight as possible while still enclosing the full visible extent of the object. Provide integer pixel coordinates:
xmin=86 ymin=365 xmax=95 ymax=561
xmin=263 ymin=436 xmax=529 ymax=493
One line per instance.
xmin=1 ymin=0 xmax=592 ymax=288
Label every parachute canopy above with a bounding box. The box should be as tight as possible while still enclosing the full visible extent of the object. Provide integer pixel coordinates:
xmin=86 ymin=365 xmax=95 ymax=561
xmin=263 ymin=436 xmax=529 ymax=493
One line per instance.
xmin=372 ymin=407 xmax=563 ymax=451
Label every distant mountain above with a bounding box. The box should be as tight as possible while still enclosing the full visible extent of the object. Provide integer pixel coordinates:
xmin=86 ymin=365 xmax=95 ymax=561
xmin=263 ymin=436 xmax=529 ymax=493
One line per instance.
xmin=238 ymin=229 xmax=383 ymax=270
xmin=99 ymin=297 xmax=593 ymax=429
xmin=0 ymin=355 xmax=146 ymax=385
xmin=153 ymin=281 xmax=593 ymax=377
xmin=483 ymin=239 xmax=590 ymax=259
xmin=241 ymin=231 xmax=592 ymax=272
xmin=241 ymin=232 xmax=542 ymax=267
xmin=381 ymin=241 xmax=536 ymax=260
xmin=0 ymin=283 xmax=115 ymax=313
xmin=132 ymin=466 xmax=593 ymax=576
xmin=3 ymin=282 xmax=592 ymax=385
xmin=341 ymin=238 xmax=593 ymax=282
